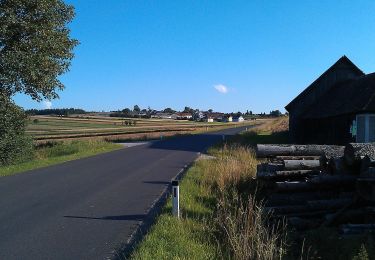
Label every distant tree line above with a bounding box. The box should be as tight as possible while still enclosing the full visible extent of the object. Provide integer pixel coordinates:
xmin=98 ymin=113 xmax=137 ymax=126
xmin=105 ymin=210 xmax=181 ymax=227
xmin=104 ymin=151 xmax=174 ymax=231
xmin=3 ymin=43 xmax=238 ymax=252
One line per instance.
xmin=111 ymin=105 xmax=180 ymax=118
xmin=26 ymin=108 xmax=86 ymax=116
xmin=109 ymin=105 xmax=286 ymax=119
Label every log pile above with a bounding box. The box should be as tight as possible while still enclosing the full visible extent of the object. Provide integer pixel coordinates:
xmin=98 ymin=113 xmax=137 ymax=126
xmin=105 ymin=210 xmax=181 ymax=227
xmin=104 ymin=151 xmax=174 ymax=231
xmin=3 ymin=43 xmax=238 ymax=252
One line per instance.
xmin=256 ymin=143 xmax=375 ymax=233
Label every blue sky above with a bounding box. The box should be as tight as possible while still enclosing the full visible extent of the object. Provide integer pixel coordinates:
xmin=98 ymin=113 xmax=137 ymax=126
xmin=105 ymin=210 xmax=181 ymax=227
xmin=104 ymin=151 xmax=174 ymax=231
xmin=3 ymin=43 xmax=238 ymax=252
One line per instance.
xmin=14 ymin=0 xmax=375 ymax=113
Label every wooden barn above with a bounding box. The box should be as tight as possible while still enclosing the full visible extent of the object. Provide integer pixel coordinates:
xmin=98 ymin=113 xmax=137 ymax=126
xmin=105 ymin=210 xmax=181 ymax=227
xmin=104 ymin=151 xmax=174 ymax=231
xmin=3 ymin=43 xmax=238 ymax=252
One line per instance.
xmin=285 ymin=56 xmax=375 ymax=145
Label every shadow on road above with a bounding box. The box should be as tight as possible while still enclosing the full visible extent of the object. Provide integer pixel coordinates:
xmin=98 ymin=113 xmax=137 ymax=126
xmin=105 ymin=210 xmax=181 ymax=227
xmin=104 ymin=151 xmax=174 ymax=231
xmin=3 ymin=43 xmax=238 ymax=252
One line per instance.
xmin=143 ymin=181 xmax=170 ymax=185
xmin=145 ymin=126 xmax=252 ymax=152
xmin=64 ymin=214 xmax=145 ymax=221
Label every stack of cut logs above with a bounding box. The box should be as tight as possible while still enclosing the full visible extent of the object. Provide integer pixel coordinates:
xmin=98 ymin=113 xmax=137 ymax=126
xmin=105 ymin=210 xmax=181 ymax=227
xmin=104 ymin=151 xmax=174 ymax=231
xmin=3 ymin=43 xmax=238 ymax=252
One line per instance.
xmin=256 ymin=143 xmax=375 ymax=234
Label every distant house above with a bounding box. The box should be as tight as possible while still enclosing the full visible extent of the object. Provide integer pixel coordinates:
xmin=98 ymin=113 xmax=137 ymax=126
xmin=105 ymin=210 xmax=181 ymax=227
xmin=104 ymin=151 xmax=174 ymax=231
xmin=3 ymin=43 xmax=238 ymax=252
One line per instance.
xmin=206 ymin=112 xmax=225 ymax=121
xmin=204 ymin=117 xmax=214 ymax=123
xmin=233 ymin=116 xmax=244 ymax=122
xmin=193 ymin=111 xmax=205 ymax=121
xmin=151 ymin=112 xmax=177 ymax=120
xmin=223 ymin=116 xmax=233 ymax=123
xmin=285 ymin=56 xmax=375 ymax=144
xmin=176 ymin=112 xmax=193 ymax=120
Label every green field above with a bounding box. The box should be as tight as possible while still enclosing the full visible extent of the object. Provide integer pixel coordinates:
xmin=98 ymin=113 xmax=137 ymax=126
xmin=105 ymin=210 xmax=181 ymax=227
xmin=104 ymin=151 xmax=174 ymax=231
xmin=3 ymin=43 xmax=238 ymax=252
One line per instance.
xmin=27 ymin=115 xmax=255 ymax=141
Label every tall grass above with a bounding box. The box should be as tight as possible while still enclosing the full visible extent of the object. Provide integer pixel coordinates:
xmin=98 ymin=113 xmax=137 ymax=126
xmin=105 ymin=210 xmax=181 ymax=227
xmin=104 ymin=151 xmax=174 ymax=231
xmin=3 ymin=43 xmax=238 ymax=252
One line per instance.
xmin=217 ymin=195 xmax=287 ymax=260
xmin=203 ymin=145 xmax=287 ymax=259
xmin=131 ymin=144 xmax=288 ymax=259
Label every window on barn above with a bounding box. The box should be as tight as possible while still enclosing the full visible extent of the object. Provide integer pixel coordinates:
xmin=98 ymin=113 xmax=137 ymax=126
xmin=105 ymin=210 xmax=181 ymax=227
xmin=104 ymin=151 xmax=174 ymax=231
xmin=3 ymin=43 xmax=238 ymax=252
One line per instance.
xmin=356 ymin=114 xmax=375 ymax=143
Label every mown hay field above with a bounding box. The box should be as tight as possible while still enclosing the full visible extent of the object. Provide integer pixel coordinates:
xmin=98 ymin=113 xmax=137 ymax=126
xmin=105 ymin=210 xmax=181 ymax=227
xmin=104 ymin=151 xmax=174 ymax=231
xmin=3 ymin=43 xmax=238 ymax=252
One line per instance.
xmin=27 ymin=115 xmax=258 ymax=142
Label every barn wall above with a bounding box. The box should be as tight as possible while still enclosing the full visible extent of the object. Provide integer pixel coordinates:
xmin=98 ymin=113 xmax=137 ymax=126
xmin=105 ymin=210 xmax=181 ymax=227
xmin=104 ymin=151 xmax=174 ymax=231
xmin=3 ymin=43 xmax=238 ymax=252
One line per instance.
xmin=301 ymin=114 xmax=356 ymax=145
xmin=288 ymin=60 xmax=363 ymax=143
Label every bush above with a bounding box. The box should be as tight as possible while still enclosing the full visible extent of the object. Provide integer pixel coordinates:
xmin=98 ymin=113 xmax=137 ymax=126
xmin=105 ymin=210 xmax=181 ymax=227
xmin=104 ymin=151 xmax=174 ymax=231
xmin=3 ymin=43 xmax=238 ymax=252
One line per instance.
xmin=0 ymin=97 xmax=34 ymax=165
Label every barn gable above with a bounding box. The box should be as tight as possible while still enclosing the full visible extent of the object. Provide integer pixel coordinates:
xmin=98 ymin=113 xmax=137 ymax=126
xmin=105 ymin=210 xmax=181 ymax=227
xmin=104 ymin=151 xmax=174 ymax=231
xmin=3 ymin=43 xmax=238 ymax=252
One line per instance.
xmin=285 ymin=56 xmax=365 ymax=143
xmin=286 ymin=56 xmax=364 ymax=116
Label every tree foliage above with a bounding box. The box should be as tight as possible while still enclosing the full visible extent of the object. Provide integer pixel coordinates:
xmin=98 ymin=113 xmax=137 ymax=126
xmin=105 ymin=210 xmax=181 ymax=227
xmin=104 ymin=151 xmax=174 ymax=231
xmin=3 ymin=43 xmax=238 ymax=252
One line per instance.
xmin=0 ymin=0 xmax=78 ymax=101
xmin=0 ymin=0 xmax=77 ymax=166
xmin=0 ymin=96 xmax=33 ymax=165
xmin=163 ymin=107 xmax=175 ymax=114
xmin=133 ymin=105 xmax=140 ymax=113
xmin=270 ymin=110 xmax=282 ymax=117
xmin=26 ymin=108 xmax=85 ymax=116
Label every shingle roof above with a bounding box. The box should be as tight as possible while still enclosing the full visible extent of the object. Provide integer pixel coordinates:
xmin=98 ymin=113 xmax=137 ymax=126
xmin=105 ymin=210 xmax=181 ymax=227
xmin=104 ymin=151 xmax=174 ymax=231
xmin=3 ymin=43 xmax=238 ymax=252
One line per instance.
xmin=285 ymin=56 xmax=365 ymax=111
xmin=303 ymin=73 xmax=375 ymax=119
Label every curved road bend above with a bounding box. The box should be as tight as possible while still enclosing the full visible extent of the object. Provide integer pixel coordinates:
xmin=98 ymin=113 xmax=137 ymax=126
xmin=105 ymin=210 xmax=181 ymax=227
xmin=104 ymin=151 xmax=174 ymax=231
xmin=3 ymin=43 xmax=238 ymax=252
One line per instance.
xmin=0 ymin=126 xmax=249 ymax=260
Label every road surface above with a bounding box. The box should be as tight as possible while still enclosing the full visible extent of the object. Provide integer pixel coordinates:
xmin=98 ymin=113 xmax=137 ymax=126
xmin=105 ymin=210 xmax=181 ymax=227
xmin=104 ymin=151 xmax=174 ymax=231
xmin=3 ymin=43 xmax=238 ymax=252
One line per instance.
xmin=0 ymin=126 xmax=249 ymax=259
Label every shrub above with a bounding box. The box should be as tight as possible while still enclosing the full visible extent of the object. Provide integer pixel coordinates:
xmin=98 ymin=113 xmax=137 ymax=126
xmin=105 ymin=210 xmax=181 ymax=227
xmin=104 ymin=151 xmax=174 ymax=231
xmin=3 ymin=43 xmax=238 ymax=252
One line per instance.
xmin=0 ymin=96 xmax=33 ymax=165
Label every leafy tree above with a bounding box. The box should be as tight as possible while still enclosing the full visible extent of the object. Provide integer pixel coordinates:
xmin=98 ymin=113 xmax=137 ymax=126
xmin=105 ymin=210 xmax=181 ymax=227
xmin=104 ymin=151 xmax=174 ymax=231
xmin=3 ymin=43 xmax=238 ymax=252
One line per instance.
xmin=163 ymin=107 xmax=175 ymax=114
xmin=0 ymin=96 xmax=33 ymax=165
xmin=0 ymin=0 xmax=78 ymax=165
xmin=0 ymin=0 xmax=78 ymax=101
xmin=183 ymin=106 xmax=195 ymax=114
xmin=208 ymin=109 xmax=213 ymax=113
xmin=26 ymin=108 xmax=85 ymax=116
xmin=270 ymin=110 xmax=282 ymax=117
xmin=133 ymin=105 xmax=140 ymax=113
xmin=122 ymin=108 xmax=131 ymax=115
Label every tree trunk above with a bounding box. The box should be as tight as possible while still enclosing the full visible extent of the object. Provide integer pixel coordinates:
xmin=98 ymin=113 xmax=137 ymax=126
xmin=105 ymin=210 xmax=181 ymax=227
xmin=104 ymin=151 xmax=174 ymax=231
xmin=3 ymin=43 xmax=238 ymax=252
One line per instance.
xmin=256 ymin=144 xmax=344 ymax=158
xmin=284 ymin=159 xmax=321 ymax=170
xmin=310 ymin=175 xmax=357 ymax=185
xmin=257 ymin=169 xmax=319 ymax=180
xmin=288 ymin=217 xmax=322 ymax=230
xmin=275 ymin=156 xmax=321 ymax=160
xmin=341 ymin=224 xmax=375 ymax=235
xmin=307 ymin=198 xmax=353 ymax=210
xmin=266 ymin=191 xmax=353 ymax=206
xmin=327 ymin=157 xmax=351 ymax=175
xmin=344 ymin=143 xmax=375 ymax=166
xmin=356 ymin=178 xmax=375 ymax=201
xmin=257 ymin=162 xmax=284 ymax=173
xmin=275 ymin=181 xmax=313 ymax=192
xmin=361 ymin=156 xmax=375 ymax=174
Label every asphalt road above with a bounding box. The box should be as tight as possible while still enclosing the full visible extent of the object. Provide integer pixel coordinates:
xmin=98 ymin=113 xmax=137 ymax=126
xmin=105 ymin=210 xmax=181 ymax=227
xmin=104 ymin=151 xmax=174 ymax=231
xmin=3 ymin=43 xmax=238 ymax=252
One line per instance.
xmin=0 ymin=126 xmax=249 ymax=260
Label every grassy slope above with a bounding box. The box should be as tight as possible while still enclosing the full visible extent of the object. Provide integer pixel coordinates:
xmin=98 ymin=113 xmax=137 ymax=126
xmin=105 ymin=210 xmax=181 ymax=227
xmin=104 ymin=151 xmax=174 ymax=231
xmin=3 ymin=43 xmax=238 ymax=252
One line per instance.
xmin=0 ymin=140 xmax=122 ymax=177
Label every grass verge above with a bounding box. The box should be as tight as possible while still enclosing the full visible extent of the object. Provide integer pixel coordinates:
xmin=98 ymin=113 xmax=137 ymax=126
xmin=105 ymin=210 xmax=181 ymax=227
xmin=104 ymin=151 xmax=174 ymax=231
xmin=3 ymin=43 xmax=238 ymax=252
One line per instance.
xmin=130 ymin=142 xmax=287 ymax=259
xmin=0 ymin=140 xmax=122 ymax=177
xmin=131 ymin=163 xmax=220 ymax=259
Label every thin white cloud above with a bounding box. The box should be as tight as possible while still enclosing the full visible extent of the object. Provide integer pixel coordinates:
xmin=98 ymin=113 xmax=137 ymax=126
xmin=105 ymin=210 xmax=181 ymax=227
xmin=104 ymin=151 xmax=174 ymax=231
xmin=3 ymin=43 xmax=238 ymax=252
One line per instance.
xmin=43 ymin=101 xmax=52 ymax=109
xmin=214 ymin=84 xmax=229 ymax=94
